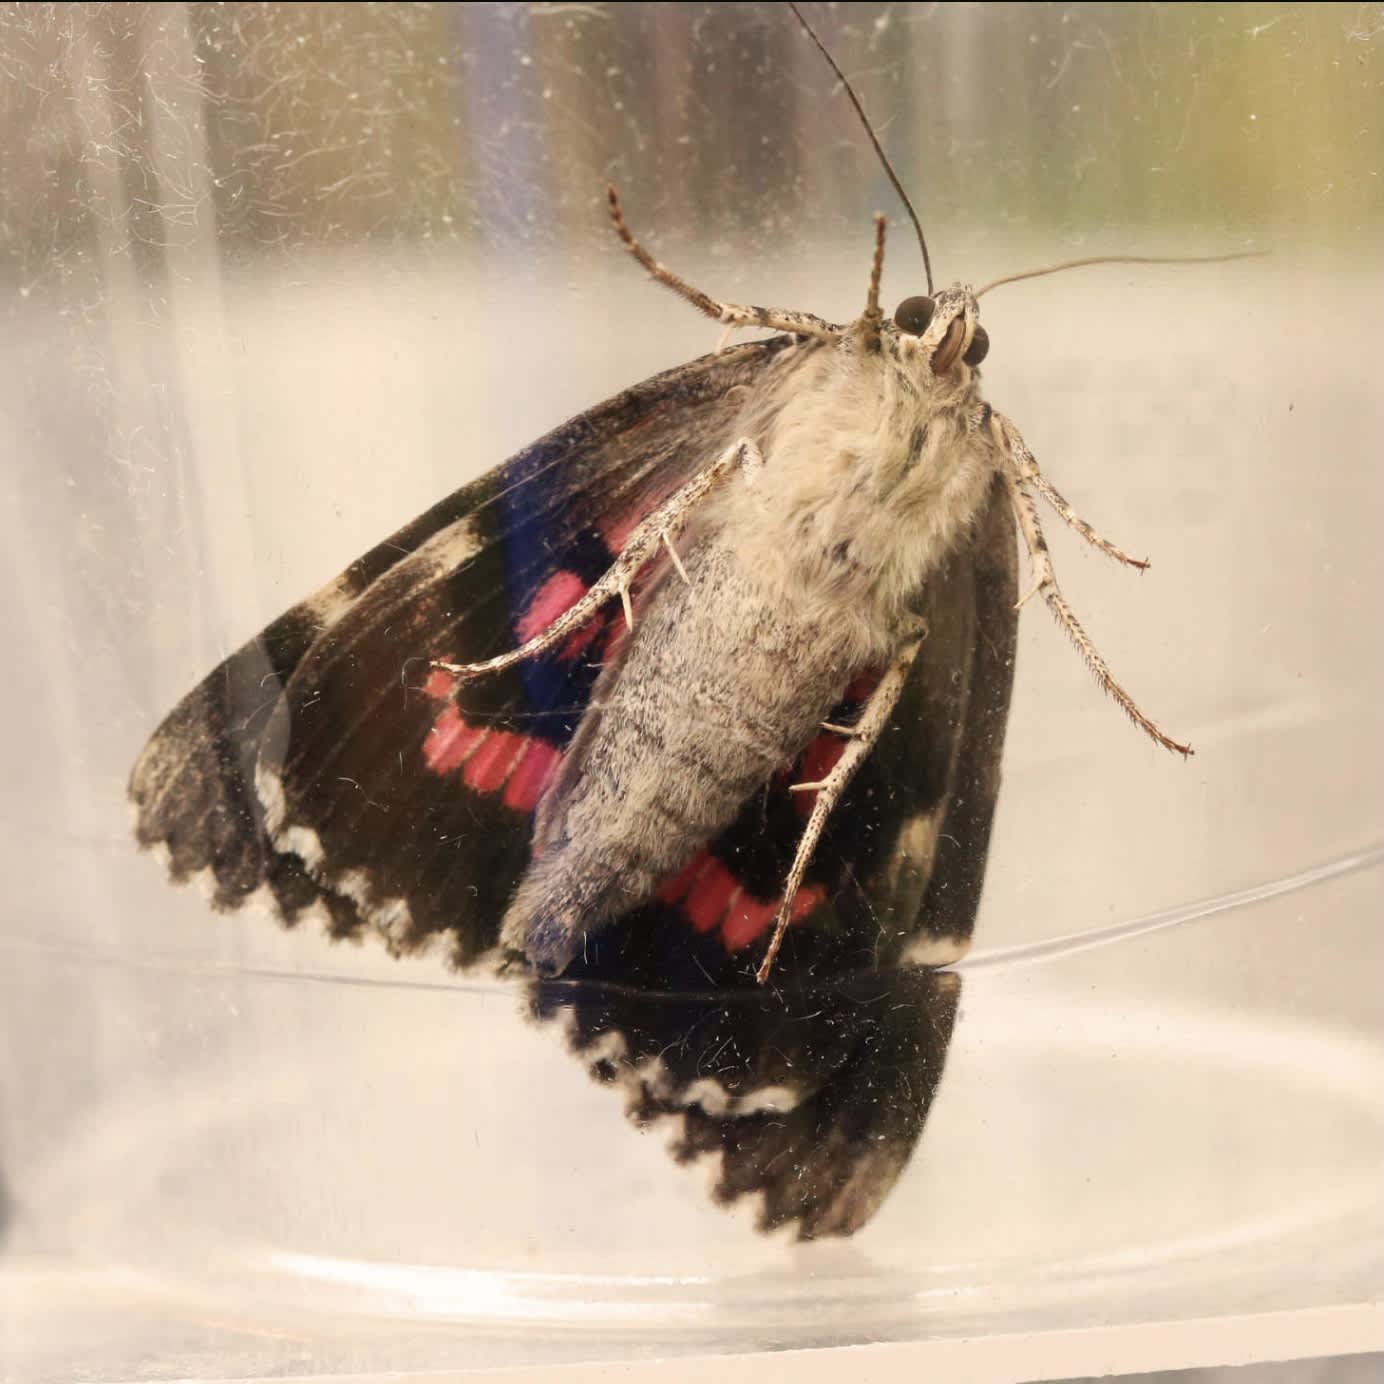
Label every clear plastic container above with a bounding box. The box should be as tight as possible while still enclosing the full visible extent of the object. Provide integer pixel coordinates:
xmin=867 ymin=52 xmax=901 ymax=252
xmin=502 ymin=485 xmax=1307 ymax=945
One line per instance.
xmin=1 ymin=4 xmax=1380 ymax=1380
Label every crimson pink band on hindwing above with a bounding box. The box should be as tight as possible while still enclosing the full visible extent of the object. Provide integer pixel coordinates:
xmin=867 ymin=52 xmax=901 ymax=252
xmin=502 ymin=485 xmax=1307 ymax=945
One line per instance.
xmin=422 ymin=670 xmax=564 ymax=814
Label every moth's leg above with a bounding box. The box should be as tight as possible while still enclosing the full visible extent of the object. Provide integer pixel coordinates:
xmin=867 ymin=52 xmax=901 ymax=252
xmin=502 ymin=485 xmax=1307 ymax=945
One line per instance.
xmin=436 ymin=437 xmax=762 ymax=682
xmin=607 ymin=186 xmax=842 ymax=342
xmin=1000 ymin=465 xmax=1192 ymax=757
xmin=991 ymin=411 xmax=1149 ymax=570
xmin=757 ymin=641 xmax=922 ymax=985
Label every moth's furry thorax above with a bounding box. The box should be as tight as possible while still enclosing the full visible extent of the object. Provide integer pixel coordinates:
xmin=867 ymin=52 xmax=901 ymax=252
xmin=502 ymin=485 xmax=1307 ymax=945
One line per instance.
xmin=708 ymin=287 xmax=1000 ymax=667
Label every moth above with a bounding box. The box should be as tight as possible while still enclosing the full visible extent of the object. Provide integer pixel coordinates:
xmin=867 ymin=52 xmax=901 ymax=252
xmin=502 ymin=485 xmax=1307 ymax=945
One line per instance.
xmin=131 ymin=4 xmax=1194 ymax=1002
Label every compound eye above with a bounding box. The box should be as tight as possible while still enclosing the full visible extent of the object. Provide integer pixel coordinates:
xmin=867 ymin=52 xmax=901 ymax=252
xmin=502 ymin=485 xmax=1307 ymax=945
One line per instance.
xmin=893 ymin=295 xmax=935 ymax=336
xmin=963 ymin=324 xmax=990 ymax=366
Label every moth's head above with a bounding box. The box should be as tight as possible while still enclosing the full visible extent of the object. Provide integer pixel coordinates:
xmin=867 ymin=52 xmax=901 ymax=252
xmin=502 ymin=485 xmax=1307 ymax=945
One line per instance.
xmin=884 ymin=285 xmax=988 ymax=378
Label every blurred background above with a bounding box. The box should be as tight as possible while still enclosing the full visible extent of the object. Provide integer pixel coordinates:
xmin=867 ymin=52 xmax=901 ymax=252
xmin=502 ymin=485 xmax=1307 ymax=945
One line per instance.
xmin=0 ymin=3 xmax=1379 ymax=1380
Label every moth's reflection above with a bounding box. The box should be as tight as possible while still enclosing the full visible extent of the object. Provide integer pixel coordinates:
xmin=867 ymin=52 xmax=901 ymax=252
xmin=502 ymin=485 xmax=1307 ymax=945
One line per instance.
xmin=526 ymin=966 xmax=959 ymax=1239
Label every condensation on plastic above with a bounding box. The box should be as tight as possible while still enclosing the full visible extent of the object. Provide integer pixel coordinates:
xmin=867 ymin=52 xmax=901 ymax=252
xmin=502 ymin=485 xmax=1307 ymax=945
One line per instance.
xmin=0 ymin=4 xmax=1380 ymax=1380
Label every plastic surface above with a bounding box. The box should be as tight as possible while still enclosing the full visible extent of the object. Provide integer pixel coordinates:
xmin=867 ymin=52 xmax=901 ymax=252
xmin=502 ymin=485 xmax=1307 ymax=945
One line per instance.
xmin=1 ymin=4 xmax=1380 ymax=1380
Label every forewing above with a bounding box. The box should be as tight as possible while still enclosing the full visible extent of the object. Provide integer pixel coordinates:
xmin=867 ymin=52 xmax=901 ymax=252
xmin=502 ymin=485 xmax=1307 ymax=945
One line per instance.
xmin=130 ymin=338 xmax=800 ymax=956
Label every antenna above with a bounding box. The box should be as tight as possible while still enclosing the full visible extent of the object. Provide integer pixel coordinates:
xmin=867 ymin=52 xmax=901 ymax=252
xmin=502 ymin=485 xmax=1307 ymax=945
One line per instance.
xmin=976 ymin=251 xmax=1266 ymax=298
xmin=787 ymin=2 xmax=934 ymax=295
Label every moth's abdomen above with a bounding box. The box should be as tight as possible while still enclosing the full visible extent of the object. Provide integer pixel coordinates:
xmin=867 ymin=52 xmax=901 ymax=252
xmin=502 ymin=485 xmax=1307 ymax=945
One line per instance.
xmin=501 ymin=541 xmax=851 ymax=975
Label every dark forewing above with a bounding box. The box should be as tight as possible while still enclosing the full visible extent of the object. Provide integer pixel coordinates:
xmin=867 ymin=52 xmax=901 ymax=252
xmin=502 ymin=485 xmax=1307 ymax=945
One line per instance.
xmin=129 ymin=337 xmax=804 ymax=956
